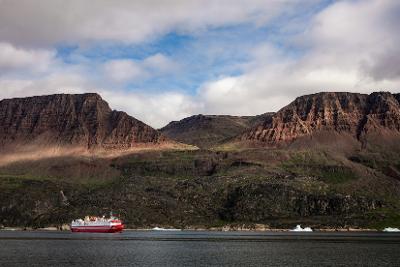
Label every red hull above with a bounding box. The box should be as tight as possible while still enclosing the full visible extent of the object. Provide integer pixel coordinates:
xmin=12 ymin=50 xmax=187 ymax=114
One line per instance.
xmin=71 ymin=224 xmax=124 ymax=233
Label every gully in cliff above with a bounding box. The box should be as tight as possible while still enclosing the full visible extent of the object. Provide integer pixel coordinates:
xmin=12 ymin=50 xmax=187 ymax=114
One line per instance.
xmin=70 ymin=215 xmax=124 ymax=233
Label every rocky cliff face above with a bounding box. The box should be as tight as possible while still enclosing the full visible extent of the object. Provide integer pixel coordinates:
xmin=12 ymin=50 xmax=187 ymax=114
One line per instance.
xmin=0 ymin=93 xmax=164 ymax=150
xmin=241 ymin=92 xmax=400 ymax=147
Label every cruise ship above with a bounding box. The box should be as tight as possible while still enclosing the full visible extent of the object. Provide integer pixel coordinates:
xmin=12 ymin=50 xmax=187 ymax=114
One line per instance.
xmin=71 ymin=215 xmax=124 ymax=233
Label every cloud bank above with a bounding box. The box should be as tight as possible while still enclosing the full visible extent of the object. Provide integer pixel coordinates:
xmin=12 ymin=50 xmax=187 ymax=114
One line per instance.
xmin=0 ymin=0 xmax=399 ymax=128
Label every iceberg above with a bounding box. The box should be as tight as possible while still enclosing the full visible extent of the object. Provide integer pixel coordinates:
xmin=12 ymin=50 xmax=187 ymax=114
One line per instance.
xmin=383 ymin=227 xmax=400 ymax=232
xmin=289 ymin=225 xmax=313 ymax=232
xmin=152 ymin=227 xmax=181 ymax=231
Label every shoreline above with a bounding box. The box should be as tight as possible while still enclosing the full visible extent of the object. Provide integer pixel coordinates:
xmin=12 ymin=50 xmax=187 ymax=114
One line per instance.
xmin=0 ymin=226 xmax=392 ymax=232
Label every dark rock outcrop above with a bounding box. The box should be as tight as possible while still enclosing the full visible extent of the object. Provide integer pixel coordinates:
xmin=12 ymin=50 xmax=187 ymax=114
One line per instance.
xmin=219 ymin=183 xmax=382 ymax=222
xmin=0 ymin=93 xmax=164 ymax=150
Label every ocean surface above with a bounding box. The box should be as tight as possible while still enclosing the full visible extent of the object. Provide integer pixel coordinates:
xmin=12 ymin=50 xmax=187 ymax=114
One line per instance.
xmin=0 ymin=230 xmax=399 ymax=266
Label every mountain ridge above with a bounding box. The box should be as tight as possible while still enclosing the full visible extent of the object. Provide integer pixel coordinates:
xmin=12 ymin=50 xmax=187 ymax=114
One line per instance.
xmin=0 ymin=93 xmax=169 ymax=154
xmin=160 ymin=113 xmax=274 ymax=148
xmin=240 ymin=91 xmax=400 ymax=149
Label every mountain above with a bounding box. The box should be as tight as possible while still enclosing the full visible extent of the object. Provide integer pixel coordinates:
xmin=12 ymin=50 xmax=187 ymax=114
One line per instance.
xmin=0 ymin=93 xmax=165 ymax=152
xmin=1 ymin=91 xmax=399 ymax=230
xmin=240 ymin=92 xmax=400 ymax=149
xmin=160 ymin=113 xmax=273 ymax=148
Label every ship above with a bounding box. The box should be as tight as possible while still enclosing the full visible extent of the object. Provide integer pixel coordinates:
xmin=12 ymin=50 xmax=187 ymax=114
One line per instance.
xmin=70 ymin=215 xmax=124 ymax=233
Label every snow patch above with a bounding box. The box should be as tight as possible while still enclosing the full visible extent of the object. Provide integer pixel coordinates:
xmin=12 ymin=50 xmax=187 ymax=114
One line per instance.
xmin=152 ymin=227 xmax=181 ymax=231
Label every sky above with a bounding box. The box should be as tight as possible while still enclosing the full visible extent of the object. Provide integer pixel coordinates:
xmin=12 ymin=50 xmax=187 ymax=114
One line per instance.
xmin=0 ymin=0 xmax=399 ymax=128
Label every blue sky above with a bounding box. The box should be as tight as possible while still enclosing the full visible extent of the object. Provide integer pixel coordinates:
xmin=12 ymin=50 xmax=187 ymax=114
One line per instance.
xmin=55 ymin=25 xmax=278 ymax=94
xmin=54 ymin=1 xmax=332 ymax=94
xmin=0 ymin=0 xmax=399 ymax=127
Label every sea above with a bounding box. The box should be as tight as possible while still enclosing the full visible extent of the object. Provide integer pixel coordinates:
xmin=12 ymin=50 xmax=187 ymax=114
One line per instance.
xmin=0 ymin=230 xmax=399 ymax=266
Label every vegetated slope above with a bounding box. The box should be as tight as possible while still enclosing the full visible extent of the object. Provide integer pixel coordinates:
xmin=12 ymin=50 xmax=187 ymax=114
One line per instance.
xmin=0 ymin=93 xmax=166 ymax=153
xmin=0 ymin=148 xmax=399 ymax=229
xmin=161 ymin=113 xmax=273 ymax=148
xmin=241 ymin=92 xmax=400 ymax=149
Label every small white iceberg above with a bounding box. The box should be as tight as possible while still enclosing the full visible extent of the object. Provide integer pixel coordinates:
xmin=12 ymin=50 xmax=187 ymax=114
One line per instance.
xmin=290 ymin=225 xmax=313 ymax=232
xmin=383 ymin=227 xmax=400 ymax=232
xmin=152 ymin=227 xmax=181 ymax=231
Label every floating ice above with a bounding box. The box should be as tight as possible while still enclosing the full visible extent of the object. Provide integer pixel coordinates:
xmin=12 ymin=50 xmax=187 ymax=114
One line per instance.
xmin=383 ymin=227 xmax=400 ymax=232
xmin=152 ymin=227 xmax=181 ymax=231
xmin=289 ymin=225 xmax=313 ymax=232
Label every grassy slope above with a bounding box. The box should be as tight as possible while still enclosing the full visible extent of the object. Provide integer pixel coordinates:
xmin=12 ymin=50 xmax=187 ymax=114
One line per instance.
xmin=0 ymin=146 xmax=399 ymax=229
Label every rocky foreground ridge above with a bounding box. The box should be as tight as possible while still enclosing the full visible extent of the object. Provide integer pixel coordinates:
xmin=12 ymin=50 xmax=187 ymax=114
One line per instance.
xmin=0 ymin=93 xmax=164 ymax=151
xmin=241 ymin=92 xmax=400 ymax=147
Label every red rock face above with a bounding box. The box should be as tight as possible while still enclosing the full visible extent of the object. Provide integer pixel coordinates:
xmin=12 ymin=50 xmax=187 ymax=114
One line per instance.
xmin=241 ymin=92 xmax=400 ymax=146
xmin=0 ymin=93 xmax=164 ymax=150
xmin=362 ymin=92 xmax=400 ymax=132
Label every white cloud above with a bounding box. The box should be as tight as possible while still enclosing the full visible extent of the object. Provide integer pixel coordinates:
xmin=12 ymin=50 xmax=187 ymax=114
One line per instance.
xmin=102 ymin=59 xmax=145 ymax=83
xmin=200 ymin=77 xmax=248 ymax=112
xmin=102 ymin=53 xmax=177 ymax=83
xmin=101 ymin=90 xmax=201 ymax=128
xmin=0 ymin=0 xmax=304 ymax=47
xmin=0 ymin=42 xmax=55 ymax=73
xmin=0 ymin=70 xmax=92 ymax=100
xmin=304 ymin=0 xmax=400 ymax=80
xmin=0 ymin=0 xmax=399 ymax=129
xmin=143 ymin=53 xmax=178 ymax=73
xmin=196 ymin=0 xmax=400 ymax=115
